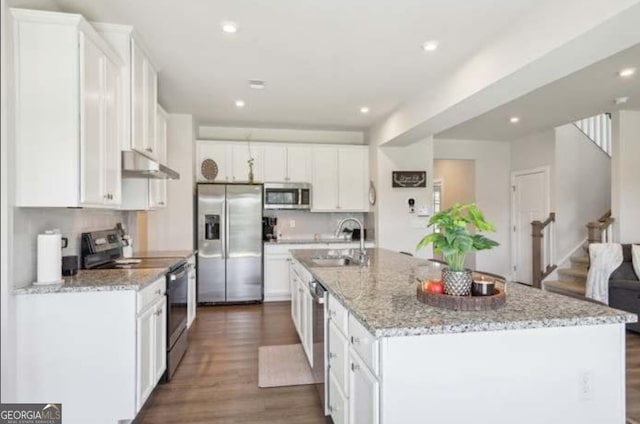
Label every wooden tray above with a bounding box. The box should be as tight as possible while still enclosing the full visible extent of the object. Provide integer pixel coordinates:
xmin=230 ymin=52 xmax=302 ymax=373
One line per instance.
xmin=416 ymin=285 xmax=506 ymax=311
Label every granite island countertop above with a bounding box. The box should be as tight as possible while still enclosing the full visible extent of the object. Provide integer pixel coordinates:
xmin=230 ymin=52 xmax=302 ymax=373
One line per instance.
xmin=14 ymin=268 xmax=169 ymax=295
xmin=264 ymin=238 xmax=375 ymax=245
xmin=291 ymin=248 xmax=637 ymax=338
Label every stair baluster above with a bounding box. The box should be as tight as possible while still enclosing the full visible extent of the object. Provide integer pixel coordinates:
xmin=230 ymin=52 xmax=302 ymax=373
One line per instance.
xmin=531 ymin=212 xmax=557 ymax=289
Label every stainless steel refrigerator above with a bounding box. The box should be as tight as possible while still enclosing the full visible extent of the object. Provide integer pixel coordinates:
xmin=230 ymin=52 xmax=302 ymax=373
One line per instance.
xmin=196 ymin=183 xmax=264 ymax=304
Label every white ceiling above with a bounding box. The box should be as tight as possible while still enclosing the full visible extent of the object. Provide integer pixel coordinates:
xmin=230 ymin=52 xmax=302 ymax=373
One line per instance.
xmin=48 ymin=0 xmax=544 ymax=129
xmin=436 ymin=43 xmax=640 ymax=141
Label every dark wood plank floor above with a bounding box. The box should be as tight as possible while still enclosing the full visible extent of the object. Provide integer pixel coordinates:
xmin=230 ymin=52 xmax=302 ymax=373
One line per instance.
xmin=137 ymin=302 xmax=640 ymax=423
xmin=136 ymin=302 xmax=328 ymax=424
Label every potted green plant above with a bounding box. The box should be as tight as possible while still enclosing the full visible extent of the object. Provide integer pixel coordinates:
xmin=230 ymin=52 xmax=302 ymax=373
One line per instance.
xmin=417 ymin=203 xmax=499 ymax=296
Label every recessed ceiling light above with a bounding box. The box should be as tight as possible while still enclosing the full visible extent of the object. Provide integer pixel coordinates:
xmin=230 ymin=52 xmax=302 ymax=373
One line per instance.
xmin=615 ymin=96 xmax=629 ymax=105
xmin=509 ymin=116 xmax=520 ymax=124
xmin=221 ymin=21 xmax=238 ymax=34
xmin=422 ymin=41 xmax=439 ymax=52
xmin=235 ymin=100 xmax=245 ymax=108
xmin=249 ymin=80 xmax=266 ymax=90
xmin=360 ymin=106 xmax=370 ymax=114
xmin=619 ymin=67 xmax=636 ymax=78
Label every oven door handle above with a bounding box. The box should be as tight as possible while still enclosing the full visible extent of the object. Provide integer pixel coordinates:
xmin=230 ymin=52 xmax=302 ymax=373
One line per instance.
xmin=169 ymin=265 xmax=189 ymax=282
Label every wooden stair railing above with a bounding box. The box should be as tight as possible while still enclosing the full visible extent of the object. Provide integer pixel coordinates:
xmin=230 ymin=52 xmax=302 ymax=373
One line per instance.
xmin=532 ymin=212 xmax=557 ymax=289
xmin=586 ymin=210 xmax=614 ymax=244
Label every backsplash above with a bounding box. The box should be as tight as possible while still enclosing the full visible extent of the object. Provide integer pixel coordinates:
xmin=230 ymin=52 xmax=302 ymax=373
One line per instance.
xmin=262 ymin=210 xmax=372 ymax=241
xmin=13 ymin=208 xmax=135 ymax=288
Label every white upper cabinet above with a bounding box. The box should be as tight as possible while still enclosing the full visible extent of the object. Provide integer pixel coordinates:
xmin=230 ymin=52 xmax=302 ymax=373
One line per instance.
xmin=263 ymin=145 xmax=288 ymax=181
xmin=287 ymin=146 xmax=311 ymax=183
xmin=95 ymin=24 xmax=159 ymax=161
xmin=13 ymin=9 xmax=123 ymax=208
xmin=312 ymin=146 xmax=369 ymax=212
xmin=231 ymin=144 xmax=264 ymax=183
xmin=196 ymin=142 xmax=232 ymax=182
xmin=311 ymin=147 xmax=340 ymax=211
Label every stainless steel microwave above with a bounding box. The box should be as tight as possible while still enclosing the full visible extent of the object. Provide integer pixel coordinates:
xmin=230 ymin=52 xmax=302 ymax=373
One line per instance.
xmin=263 ymin=182 xmax=312 ymax=209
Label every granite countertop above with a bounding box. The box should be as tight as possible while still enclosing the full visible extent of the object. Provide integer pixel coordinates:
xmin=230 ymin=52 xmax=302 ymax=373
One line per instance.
xmin=133 ymin=250 xmax=197 ymax=259
xmin=14 ymin=268 xmax=169 ymax=295
xmin=291 ymin=248 xmax=637 ymax=338
xmin=265 ymin=238 xmax=375 ymax=245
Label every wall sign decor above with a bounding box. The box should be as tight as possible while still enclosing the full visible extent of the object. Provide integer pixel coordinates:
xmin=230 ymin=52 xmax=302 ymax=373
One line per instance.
xmin=392 ymin=171 xmax=427 ymax=188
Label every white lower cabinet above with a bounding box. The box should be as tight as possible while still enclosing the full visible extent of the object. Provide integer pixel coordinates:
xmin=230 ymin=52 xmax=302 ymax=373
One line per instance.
xmin=16 ymin=276 xmax=167 ymax=424
xmin=187 ymin=261 xmax=197 ymax=328
xmin=348 ymin=350 xmax=380 ymax=424
xmin=329 ymin=369 xmax=349 ymax=424
xmin=326 ymin=292 xmax=380 ymax=424
xmin=136 ymin=281 xmax=167 ymax=411
xmin=264 ymin=254 xmax=291 ymax=301
xmin=289 ymin=258 xmax=314 ymax=366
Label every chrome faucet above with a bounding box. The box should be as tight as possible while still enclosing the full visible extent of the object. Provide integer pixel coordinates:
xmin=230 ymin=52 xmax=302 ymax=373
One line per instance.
xmin=335 ymin=217 xmax=367 ymax=262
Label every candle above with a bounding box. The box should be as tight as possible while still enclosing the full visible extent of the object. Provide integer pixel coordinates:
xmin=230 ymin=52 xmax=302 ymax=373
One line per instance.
xmin=471 ymin=278 xmax=495 ymax=296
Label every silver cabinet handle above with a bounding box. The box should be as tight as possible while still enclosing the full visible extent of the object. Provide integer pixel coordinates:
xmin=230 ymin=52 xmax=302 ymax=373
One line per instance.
xmin=328 ymin=352 xmax=337 ymax=359
xmin=155 ymin=309 xmax=162 ymax=316
xmin=351 ymin=362 xmax=360 ymax=371
xmin=155 ymin=289 xmax=162 ymax=295
xmin=350 ymin=336 xmax=360 ymax=345
xmin=146 ymin=148 xmax=153 ymax=152
xmin=158 ymin=201 xmax=165 ymax=206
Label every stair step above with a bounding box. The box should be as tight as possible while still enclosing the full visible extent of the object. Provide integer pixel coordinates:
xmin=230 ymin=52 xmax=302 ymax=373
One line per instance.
xmin=557 ymin=267 xmax=588 ymax=281
xmin=544 ymin=280 xmax=586 ymax=299
xmin=570 ymin=255 xmax=589 ymax=265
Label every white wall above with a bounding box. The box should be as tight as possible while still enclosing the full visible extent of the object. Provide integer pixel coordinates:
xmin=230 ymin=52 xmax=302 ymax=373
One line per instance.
xmin=555 ymin=124 xmax=611 ymax=259
xmin=372 ymin=138 xmax=433 ymax=258
xmin=434 ymin=139 xmax=511 ymax=276
xmin=148 ymin=114 xmax=195 ymax=250
xmin=510 ymin=129 xmax=556 ymax=211
xmin=611 ymin=110 xmax=640 ymax=243
xmin=199 ymin=125 xmax=365 ymax=145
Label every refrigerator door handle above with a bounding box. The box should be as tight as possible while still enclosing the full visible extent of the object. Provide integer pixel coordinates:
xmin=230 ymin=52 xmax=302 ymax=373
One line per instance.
xmin=225 ymin=193 xmax=230 ymax=259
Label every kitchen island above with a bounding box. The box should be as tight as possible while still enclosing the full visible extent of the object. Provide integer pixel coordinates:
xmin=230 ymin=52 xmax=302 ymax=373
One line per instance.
xmin=291 ymin=248 xmax=636 ymax=424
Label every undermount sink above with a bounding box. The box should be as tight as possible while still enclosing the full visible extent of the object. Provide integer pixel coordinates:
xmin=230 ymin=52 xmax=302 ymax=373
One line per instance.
xmin=311 ymin=257 xmax=356 ymax=267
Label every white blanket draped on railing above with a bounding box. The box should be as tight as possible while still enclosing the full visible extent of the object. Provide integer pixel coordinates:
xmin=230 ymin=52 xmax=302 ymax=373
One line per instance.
xmin=586 ymin=243 xmax=623 ymax=304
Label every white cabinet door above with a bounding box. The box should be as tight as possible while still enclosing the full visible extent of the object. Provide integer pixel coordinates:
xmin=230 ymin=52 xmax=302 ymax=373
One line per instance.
xmin=287 ymin=146 xmax=311 ymax=182
xmin=104 ymin=57 xmax=122 ymax=206
xmin=290 ymin=267 xmax=302 ymax=338
xmin=79 ymin=33 xmax=106 ymax=206
xmin=153 ymin=296 xmax=167 ymax=384
xmin=231 ymin=144 xmax=264 ymax=182
xmin=264 ymin=255 xmax=291 ymax=301
xmin=263 ymin=145 xmax=287 ymax=182
xmin=311 ymin=147 xmax=339 ymax=211
xmin=348 ymin=352 xmax=379 ymax=424
xmin=329 ymin=320 xmax=349 ymax=391
xmin=329 ymin=369 xmax=349 ymax=424
xmin=338 ymin=147 xmax=368 ymax=211
xmin=131 ymin=40 xmax=146 ymax=154
xmin=156 ymin=106 xmax=168 ymax=164
xmin=136 ymin=305 xmax=155 ymax=411
xmin=196 ymin=142 xmax=231 ymax=182
xmin=148 ymin=179 xmax=167 ymax=209
xmin=187 ymin=267 xmax=197 ymax=328
xmin=144 ymin=61 xmax=158 ymax=159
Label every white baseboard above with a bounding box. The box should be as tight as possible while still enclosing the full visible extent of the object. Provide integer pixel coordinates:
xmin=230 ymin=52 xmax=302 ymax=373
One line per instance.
xmin=264 ymin=291 xmax=291 ymax=302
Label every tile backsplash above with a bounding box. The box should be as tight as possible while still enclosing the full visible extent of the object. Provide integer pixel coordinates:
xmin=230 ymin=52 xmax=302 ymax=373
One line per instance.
xmin=13 ymin=208 xmax=134 ymax=288
xmin=262 ymin=210 xmax=372 ymax=241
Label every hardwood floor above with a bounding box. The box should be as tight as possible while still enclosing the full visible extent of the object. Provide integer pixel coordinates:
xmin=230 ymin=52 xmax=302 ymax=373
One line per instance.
xmin=135 ymin=302 xmax=328 ymax=424
xmin=137 ymin=303 xmax=640 ymax=423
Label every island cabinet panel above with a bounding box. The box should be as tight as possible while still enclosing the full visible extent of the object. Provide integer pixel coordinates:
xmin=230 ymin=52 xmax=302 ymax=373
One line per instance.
xmin=328 ymin=320 xmax=349 ymax=391
xmin=378 ymin=324 xmax=626 ymax=424
xmin=327 ymin=293 xmax=349 ymax=334
xmin=349 ymin=349 xmax=380 ymax=424
xmin=348 ymin=314 xmax=379 ymax=375
xmin=328 ymin=369 xmax=349 ymax=424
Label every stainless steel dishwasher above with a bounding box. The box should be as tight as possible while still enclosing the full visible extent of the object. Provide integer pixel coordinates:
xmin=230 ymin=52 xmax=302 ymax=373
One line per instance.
xmin=310 ymin=280 xmax=328 ymax=414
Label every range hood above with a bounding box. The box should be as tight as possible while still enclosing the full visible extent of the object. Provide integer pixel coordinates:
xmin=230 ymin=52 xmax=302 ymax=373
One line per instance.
xmin=122 ymin=150 xmax=180 ymax=180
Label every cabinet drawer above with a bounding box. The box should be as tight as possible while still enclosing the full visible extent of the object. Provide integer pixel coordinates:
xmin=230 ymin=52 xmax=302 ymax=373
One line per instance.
xmin=348 ymin=315 xmax=379 ymax=375
xmin=328 ymin=294 xmax=348 ymax=336
xmin=329 ymin=320 xmax=349 ymax=392
xmin=328 ymin=369 xmax=348 ymax=424
xmin=137 ymin=276 xmax=166 ymax=313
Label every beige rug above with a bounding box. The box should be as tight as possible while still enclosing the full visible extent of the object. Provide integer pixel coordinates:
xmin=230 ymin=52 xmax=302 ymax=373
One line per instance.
xmin=258 ymin=344 xmax=315 ymax=388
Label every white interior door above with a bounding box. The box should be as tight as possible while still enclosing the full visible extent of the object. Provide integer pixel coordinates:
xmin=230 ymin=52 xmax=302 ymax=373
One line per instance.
xmin=512 ymin=168 xmax=549 ymax=284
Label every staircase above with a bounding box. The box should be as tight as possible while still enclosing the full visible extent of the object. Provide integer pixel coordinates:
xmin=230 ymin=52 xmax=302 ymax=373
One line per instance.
xmin=544 ymin=252 xmax=588 ymax=299
xmin=574 ymin=113 xmax=612 ymax=156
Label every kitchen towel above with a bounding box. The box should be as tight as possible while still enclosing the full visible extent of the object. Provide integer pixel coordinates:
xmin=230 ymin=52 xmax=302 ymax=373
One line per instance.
xmin=36 ymin=230 xmax=63 ymax=284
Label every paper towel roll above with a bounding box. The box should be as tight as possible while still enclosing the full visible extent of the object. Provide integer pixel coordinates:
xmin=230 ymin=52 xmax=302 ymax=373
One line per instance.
xmin=37 ymin=230 xmax=62 ymax=284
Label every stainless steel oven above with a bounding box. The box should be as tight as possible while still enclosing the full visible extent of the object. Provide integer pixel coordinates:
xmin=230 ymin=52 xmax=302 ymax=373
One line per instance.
xmin=166 ymin=262 xmax=189 ymax=381
xmin=263 ymin=182 xmax=311 ymax=209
